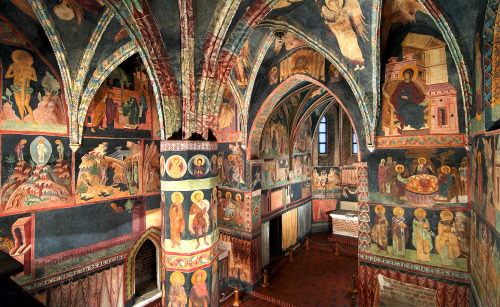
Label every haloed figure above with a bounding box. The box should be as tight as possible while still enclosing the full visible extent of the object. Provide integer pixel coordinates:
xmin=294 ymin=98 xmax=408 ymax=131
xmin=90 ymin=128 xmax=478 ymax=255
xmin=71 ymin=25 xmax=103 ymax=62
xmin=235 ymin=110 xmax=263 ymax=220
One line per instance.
xmin=189 ymin=190 xmax=210 ymax=249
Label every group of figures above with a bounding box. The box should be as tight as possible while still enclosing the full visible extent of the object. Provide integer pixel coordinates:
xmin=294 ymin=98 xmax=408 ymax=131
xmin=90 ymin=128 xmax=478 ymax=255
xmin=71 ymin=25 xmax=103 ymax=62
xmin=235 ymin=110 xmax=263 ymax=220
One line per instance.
xmin=312 ymin=168 xmax=340 ymax=192
xmin=167 ymin=266 xmax=218 ymax=307
xmin=377 ymin=156 xmax=466 ymax=205
xmin=371 ymin=206 xmax=466 ymax=267
xmin=88 ymin=88 xmax=149 ymax=132
xmin=169 ymin=189 xmax=217 ymax=250
xmin=217 ymin=151 xmax=245 ymax=188
xmin=218 ymin=191 xmax=244 ymax=229
xmin=2 ymin=136 xmax=70 ymax=212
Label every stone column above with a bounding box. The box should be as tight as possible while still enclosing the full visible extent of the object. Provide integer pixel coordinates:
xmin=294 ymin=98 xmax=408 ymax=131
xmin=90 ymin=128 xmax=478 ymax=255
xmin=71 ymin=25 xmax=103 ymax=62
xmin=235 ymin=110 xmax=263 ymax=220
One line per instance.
xmin=160 ymin=141 xmax=219 ymax=306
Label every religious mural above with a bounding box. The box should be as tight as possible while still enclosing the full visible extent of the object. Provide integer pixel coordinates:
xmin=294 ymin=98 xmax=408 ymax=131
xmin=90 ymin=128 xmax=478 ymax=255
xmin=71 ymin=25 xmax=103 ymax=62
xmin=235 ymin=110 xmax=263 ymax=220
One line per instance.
xmin=319 ymin=0 xmax=368 ymax=70
xmin=471 ymin=210 xmax=500 ymax=307
xmin=163 ymin=188 xmax=218 ymax=253
xmin=143 ymin=141 xmax=160 ymax=194
xmin=369 ymin=148 xmax=467 ymax=207
xmin=1 ymin=44 xmax=66 ymax=134
xmin=75 ymin=138 xmax=143 ymax=203
xmin=260 ymin=104 xmax=289 ymax=159
xmin=164 ymin=267 xmax=217 ymax=307
xmin=218 ymin=88 xmax=238 ymax=133
xmin=84 ymin=82 xmax=153 ymax=139
xmin=380 ymin=32 xmax=463 ymax=137
xmin=218 ymin=190 xmax=245 ymax=231
xmin=217 ymin=143 xmax=245 ymax=189
xmin=0 ymin=212 xmax=32 ymax=276
xmin=369 ymin=205 xmax=469 ymax=272
xmin=1 ymin=134 xmax=71 ymax=213
xmin=312 ymin=166 xmax=341 ymax=197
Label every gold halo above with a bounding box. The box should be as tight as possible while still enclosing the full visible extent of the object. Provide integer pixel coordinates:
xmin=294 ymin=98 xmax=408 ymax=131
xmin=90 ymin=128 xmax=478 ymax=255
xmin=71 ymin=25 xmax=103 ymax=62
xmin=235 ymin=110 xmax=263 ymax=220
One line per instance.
xmin=236 ymin=194 xmax=242 ymax=201
xmin=171 ymin=192 xmax=184 ymax=203
xmin=12 ymin=50 xmax=33 ymax=66
xmin=228 ymin=155 xmax=234 ymax=161
xmin=441 ymin=165 xmax=451 ymax=174
xmin=195 ymin=156 xmax=205 ymax=165
xmin=225 ymin=192 xmax=232 ymax=198
xmin=170 ymin=271 xmax=185 ymax=285
xmin=399 ymin=64 xmax=418 ymax=80
xmin=374 ymin=205 xmax=385 ymax=214
xmin=418 ymin=157 xmax=426 ymax=165
xmin=414 ymin=208 xmax=426 ymax=218
xmin=21 ymin=139 xmax=27 ymax=144
xmin=440 ymin=210 xmax=453 ymax=220
xmin=191 ymin=190 xmax=204 ymax=203
xmin=395 ymin=164 xmax=404 ymax=173
xmin=393 ymin=207 xmax=404 ymax=217
xmin=191 ymin=269 xmax=207 ymax=284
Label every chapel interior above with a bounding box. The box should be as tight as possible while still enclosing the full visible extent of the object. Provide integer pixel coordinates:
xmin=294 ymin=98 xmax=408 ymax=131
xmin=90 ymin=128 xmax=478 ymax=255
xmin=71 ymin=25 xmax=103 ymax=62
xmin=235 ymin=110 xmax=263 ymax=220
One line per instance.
xmin=0 ymin=0 xmax=497 ymax=306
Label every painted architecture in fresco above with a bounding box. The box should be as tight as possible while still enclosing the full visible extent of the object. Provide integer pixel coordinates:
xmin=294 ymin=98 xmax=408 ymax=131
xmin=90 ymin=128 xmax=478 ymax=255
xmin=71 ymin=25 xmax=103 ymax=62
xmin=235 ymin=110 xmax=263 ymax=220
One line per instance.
xmin=0 ymin=0 xmax=498 ymax=307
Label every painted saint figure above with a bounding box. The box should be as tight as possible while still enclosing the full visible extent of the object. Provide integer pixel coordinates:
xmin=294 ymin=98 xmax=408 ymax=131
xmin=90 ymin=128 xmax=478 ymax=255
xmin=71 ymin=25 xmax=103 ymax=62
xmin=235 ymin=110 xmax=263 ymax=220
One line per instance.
xmin=189 ymin=270 xmax=209 ymax=307
xmin=193 ymin=157 xmax=205 ymax=178
xmin=189 ymin=190 xmax=210 ymax=249
xmin=4 ymin=50 xmax=38 ymax=125
xmin=170 ymin=192 xmax=186 ymax=249
xmin=378 ymin=159 xmax=387 ymax=195
xmin=36 ymin=139 xmax=47 ymax=165
xmin=91 ymin=89 xmax=106 ymax=132
xmin=372 ymin=205 xmax=389 ymax=253
xmin=391 ymin=207 xmax=408 ymax=256
xmin=138 ymin=91 xmax=148 ymax=124
xmin=168 ymin=272 xmax=187 ymax=307
xmin=15 ymin=139 xmax=27 ymax=161
xmin=122 ymin=93 xmax=139 ymax=125
xmin=105 ymin=91 xmax=118 ymax=130
xmin=55 ymin=139 xmax=64 ymax=160
xmin=435 ymin=210 xmax=460 ymax=266
xmin=412 ymin=208 xmax=433 ymax=262
xmin=390 ymin=68 xmax=427 ymax=130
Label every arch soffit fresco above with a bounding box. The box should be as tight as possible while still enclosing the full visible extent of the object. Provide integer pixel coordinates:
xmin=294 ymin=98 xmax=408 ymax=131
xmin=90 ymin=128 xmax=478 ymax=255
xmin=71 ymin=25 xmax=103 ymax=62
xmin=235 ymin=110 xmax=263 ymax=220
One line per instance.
xmin=248 ymin=74 xmax=363 ymax=160
xmin=24 ymin=0 xmax=177 ymax=147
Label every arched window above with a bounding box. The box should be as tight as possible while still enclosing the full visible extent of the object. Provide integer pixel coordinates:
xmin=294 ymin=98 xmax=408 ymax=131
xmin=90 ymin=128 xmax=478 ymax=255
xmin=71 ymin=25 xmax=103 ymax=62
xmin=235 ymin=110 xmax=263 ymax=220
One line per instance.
xmin=318 ymin=116 xmax=327 ymax=154
xmin=352 ymin=129 xmax=358 ymax=155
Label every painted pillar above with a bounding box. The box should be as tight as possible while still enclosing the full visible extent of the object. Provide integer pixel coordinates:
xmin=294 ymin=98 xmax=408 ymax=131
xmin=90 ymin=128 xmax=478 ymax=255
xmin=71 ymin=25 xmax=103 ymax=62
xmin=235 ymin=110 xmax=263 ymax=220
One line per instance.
xmin=160 ymin=141 xmax=219 ymax=306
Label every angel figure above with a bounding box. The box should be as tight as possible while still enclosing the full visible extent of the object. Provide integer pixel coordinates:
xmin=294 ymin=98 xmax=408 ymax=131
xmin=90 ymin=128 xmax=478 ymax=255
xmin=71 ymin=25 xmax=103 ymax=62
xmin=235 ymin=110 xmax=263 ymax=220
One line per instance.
xmin=320 ymin=0 xmax=368 ymax=70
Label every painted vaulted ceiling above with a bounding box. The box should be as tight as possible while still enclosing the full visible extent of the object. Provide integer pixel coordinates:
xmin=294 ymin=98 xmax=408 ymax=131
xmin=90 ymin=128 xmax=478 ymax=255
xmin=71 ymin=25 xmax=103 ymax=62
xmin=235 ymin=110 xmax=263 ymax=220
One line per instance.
xmin=0 ymin=0 xmax=478 ymax=155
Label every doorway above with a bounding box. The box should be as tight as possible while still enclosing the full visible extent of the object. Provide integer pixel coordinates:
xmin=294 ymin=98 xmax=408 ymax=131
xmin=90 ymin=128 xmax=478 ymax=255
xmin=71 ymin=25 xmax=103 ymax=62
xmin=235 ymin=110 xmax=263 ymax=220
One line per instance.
xmin=269 ymin=215 xmax=282 ymax=259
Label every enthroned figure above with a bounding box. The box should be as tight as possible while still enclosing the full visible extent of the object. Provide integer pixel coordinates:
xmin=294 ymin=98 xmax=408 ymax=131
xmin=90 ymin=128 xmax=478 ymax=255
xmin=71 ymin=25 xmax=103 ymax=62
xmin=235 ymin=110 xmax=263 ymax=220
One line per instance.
xmin=381 ymin=65 xmax=428 ymax=135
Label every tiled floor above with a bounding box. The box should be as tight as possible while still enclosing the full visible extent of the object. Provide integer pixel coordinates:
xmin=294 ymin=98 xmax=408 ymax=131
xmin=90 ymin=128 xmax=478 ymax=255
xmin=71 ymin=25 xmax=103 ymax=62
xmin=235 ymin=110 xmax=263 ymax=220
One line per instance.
xmin=222 ymin=233 xmax=359 ymax=307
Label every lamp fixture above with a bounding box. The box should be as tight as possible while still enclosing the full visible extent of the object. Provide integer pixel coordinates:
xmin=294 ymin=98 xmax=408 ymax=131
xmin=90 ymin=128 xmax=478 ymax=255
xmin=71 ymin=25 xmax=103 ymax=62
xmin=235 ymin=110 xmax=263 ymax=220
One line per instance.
xmin=272 ymin=28 xmax=286 ymax=43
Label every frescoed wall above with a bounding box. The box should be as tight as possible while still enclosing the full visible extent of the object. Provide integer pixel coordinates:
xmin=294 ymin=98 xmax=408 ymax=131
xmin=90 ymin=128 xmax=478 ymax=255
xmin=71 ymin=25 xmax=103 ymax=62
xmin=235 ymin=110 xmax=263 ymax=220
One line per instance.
xmin=0 ymin=0 xmax=491 ymax=306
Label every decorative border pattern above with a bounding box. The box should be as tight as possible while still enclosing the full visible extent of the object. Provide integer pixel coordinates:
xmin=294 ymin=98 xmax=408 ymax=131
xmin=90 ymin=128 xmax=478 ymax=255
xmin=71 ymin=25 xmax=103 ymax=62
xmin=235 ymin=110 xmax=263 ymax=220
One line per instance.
xmin=357 ymin=162 xmax=370 ymax=252
xmin=160 ymin=140 xmax=218 ymax=151
xmin=22 ymin=254 xmax=126 ymax=292
xmin=375 ymin=134 xmax=467 ymax=148
xmin=162 ymin=241 xmax=219 ymax=272
xmin=215 ymin=131 xmax=246 ymax=143
xmin=359 ymin=254 xmax=470 ymax=280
